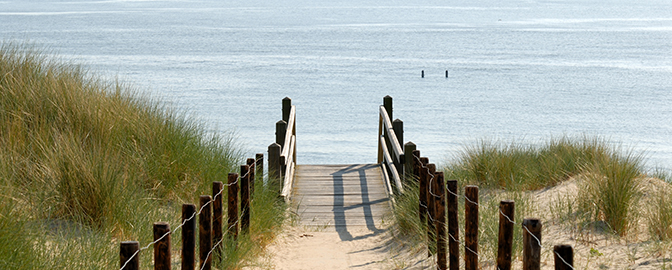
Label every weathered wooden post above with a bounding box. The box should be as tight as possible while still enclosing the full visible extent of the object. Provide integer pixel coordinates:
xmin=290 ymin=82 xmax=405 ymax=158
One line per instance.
xmin=282 ymin=97 xmax=292 ymax=122
xmin=464 ymin=185 xmax=479 ymax=270
xmin=247 ymin=158 xmax=256 ymax=196
xmin=427 ymin=163 xmax=437 ymax=255
xmin=419 ymin=157 xmax=429 ymax=225
xmin=392 ymin=118 xmax=404 ymax=176
xmin=255 ymin=153 xmax=264 ymax=182
xmin=276 ymin=120 xmax=287 ymax=148
xmin=212 ymin=181 xmax=223 ymax=259
xmin=199 ymin=195 xmax=212 ymax=270
xmin=153 ymin=222 xmax=171 ymax=270
xmin=182 ymin=204 xmax=196 ymax=270
xmin=120 ymin=241 xmax=139 ymax=270
xmin=383 ymin=95 xmax=393 ymax=120
xmin=422 ymin=70 xmax=425 ymax=78
xmin=268 ymin=143 xmax=281 ymax=192
xmin=412 ymin=150 xmax=421 ymax=180
xmin=497 ymin=200 xmax=515 ymax=270
xmin=523 ymin=218 xmax=542 ymax=270
xmin=554 ymin=245 xmax=573 ymax=270
xmin=404 ymin=142 xmax=417 ymax=180
xmin=435 ymin=172 xmax=447 ymax=270
xmin=241 ymin=165 xmax=251 ymax=234
xmin=446 ymin=180 xmax=459 ymax=270
xmin=227 ymin=173 xmax=239 ymax=240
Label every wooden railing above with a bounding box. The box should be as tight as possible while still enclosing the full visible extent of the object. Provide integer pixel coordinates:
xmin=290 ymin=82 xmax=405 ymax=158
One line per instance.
xmin=377 ymin=95 xmax=407 ymax=195
xmin=268 ymin=97 xmax=297 ymax=201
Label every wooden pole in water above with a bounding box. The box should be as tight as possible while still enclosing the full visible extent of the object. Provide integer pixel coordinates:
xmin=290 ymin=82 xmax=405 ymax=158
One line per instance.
xmin=120 ymin=241 xmax=139 ymax=270
xmin=497 ymin=200 xmax=515 ymax=270
xmin=523 ymin=218 xmax=542 ymax=270
xmin=199 ymin=195 xmax=212 ymax=270
xmin=446 ymin=70 xmax=448 ymax=78
xmin=153 ymin=222 xmax=171 ymax=270
xmin=422 ymin=70 xmax=425 ymax=78
xmin=446 ymin=180 xmax=459 ymax=270
xmin=182 ymin=204 xmax=196 ymax=270
xmin=464 ymin=185 xmax=479 ymax=270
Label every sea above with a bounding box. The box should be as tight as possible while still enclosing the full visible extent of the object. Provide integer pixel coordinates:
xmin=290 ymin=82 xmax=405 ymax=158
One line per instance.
xmin=2 ymin=0 xmax=671 ymax=171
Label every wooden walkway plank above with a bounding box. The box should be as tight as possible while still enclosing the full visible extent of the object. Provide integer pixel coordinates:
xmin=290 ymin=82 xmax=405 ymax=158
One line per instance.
xmin=290 ymin=164 xmax=392 ymax=235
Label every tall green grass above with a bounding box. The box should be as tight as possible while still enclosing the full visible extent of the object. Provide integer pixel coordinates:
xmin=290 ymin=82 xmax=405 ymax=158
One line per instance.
xmin=444 ymin=136 xmax=615 ymax=190
xmin=0 ymin=43 xmax=284 ymax=269
xmin=443 ymin=137 xmax=647 ymax=236
xmin=393 ymin=136 xmax=671 ymax=265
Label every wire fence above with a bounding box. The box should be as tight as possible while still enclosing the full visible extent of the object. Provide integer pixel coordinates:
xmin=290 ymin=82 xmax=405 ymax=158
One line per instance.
xmin=119 ymin=155 xmax=262 ymax=270
xmin=412 ymin=152 xmax=576 ymax=270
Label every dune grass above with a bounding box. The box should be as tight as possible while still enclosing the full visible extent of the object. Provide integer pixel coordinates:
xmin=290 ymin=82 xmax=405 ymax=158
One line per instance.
xmin=393 ymin=135 xmax=671 ymax=265
xmin=0 ymin=43 xmax=284 ymax=269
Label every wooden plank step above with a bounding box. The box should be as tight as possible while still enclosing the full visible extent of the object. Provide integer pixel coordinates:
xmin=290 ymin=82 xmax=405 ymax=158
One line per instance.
xmin=291 ymin=164 xmax=391 ymax=229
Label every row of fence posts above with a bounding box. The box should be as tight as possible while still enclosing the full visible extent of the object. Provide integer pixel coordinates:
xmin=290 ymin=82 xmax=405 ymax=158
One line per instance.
xmin=267 ymin=97 xmax=294 ymax=192
xmin=410 ymin=149 xmax=575 ymax=270
xmin=119 ymin=155 xmax=264 ymax=270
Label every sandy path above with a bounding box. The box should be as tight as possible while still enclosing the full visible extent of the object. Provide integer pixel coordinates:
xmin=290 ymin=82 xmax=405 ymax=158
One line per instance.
xmin=256 ymin=224 xmax=431 ymax=270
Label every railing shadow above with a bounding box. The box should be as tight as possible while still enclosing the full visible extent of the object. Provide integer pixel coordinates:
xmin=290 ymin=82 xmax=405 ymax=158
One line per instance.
xmin=331 ymin=164 xmax=388 ymax=241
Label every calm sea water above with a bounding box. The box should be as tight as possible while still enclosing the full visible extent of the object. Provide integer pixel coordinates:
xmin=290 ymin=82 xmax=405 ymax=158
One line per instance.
xmin=2 ymin=0 xmax=671 ymax=169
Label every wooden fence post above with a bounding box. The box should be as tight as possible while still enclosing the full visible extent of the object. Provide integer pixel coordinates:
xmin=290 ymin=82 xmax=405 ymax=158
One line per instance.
xmin=419 ymin=157 xmax=429 ymax=225
xmin=464 ymin=185 xmax=479 ymax=270
xmin=383 ymin=95 xmax=393 ymax=120
xmin=227 ymin=173 xmax=239 ymax=240
xmin=182 ymin=204 xmax=196 ymax=270
xmin=276 ymin=120 xmax=287 ymax=148
xmin=255 ymin=153 xmax=264 ymax=182
xmin=392 ymin=119 xmax=404 ymax=176
xmin=199 ymin=195 xmax=212 ymax=270
xmin=497 ymin=200 xmax=515 ymax=270
xmin=435 ymin=172 xmax=447 ymax=270
xmin=153 ymin=222 xmax=171 ymax=270
xmin=404 ymin=142 xmax=416 ymax=180
xmin=247 ymin=158 xmax=256 ymax=196
xmin=523 ymin=218 xmax=542 ymax=270
xmin=241 ymin=165 xmax=251 ymax=234
xmin=427 ymin=163 xmax=437 ymax=255
xmin=120 ymin=241 xmax=139 ymax=270
xmin=446 ymin=180 xmax=459 ymax=270
xmin=554 ymin=245 xmax=573 ymax=270
xmin=212 ymin=181 xmax=223 ymax=260
xmin=268 ymin=143 xmax=281 ymax=192
xmin=412 ymin=150 xmax=421 ymax=180
xmin=282 ymin=97 xmax=292 ymax=122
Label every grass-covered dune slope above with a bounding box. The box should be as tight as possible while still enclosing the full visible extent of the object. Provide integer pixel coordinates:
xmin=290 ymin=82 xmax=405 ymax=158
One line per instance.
xmin=0 ymin=43 xmax=283 ymax=269
xmin=393 ymin=136 xmax=672 ymax=267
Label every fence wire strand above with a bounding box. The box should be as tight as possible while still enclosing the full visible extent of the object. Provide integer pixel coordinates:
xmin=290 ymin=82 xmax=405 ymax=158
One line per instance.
xmin=120 ymin=157 xmax=260 ymax=270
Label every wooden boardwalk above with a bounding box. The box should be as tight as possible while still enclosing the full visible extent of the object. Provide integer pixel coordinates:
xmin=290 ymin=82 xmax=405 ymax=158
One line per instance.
xmin=291 ymin=164 xmax=392 ymax=238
